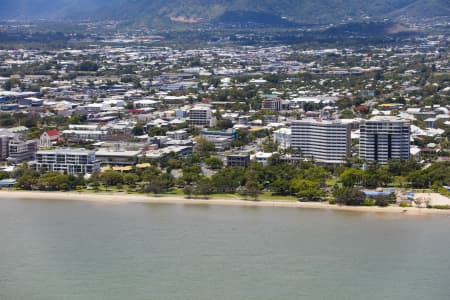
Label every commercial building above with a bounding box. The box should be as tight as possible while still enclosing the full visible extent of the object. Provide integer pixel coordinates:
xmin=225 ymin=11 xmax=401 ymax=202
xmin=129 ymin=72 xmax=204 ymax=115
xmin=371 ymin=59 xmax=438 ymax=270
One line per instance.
xmin=62 ymin=129 xmax=109 ymax=141
xmin=201 ymin=129 xmax=237 ymax=151
xmin=31 ymin=148 xmax=101 ymax=175
xmin=291 ymin=119 xmax=351 ymax=164
xmin=95 ymin=149 xmax=141 ymax=166
xmin=359 ymin=117 xmax=410 ymax=164
xmin=0 ymin=134 xmax=12 ymax=160
xmin=175 ymin=109 xmax=188 ymax=119
xmin=7 ymin=139 xmax=38 ymax=163
xmin=145 ymin=146 xmax=192 ymax=160
xmin=166 ymin=129 xmax=189 ymax=140
xmin=201 ymin=128 xmax=237 ymax=140
xmin=262 ymin=97 xmax=282 ymax=111
xmin=187 ymin=106 xmax=216 ymax=127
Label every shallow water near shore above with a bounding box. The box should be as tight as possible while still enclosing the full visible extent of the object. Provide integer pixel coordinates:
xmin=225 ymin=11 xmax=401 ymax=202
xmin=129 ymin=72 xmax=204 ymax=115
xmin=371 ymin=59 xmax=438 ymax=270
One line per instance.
xmin=1 ymin=198 xmax=450 ymax=300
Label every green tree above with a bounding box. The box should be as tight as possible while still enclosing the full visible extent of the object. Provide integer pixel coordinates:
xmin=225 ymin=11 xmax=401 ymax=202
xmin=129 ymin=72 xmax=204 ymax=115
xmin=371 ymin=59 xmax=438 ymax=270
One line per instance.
xmin=193 ymin=177 xmax=213 ymax=198
xmin=144 ymin=179 xmax=164 ymax=194
xmin=123 ymin=173 xmax=139 ymax=187
xmin=340 ymin=168 xmax=364 ymax=187
xmin=205 ymin=157 xmax=223 ymax=170
xmin=140 ymin=167 xmax=161 ymax=182
xmin=148 ymin=127 xmax=167 ymax=137
xmin=333 ymin=187 xmax=366 ymax=206
xmin=291 ymin=179 xmax=324 ymax=201
xmin=362 ymin=165 xmax=392 ymax=188
xmin=242 ymin=179 xmax=261 ymax=201
xmin=37 ymin=172 xmax=71 ymax=191
xmin=387 ymin=159 xmax=420 ymax=176
xmin=211 ymin=167 xmax=245 ymax=193
xmin=183 ymin=185 xmax=194 ymax=198
xmin=142 ymin=171 xmax=174 ymax=194
xmin=194 ymin=136 xmax=216 ymax=158
xmin=0 ymin=171 xmax=9 ymax=180
xmin=179 ymin=165 xmax=202 ymax=186
xmin=101 ymin=171 xmax=123 ymax=186
xmin=16 ymin=174 xmax=38 ymax=190
xmin=372 ymin=194 xmax=395 ymax=207
xmin=241 ymin=170 xmax=261 ymax=200
xmin=407 ymin=170 xmax=429 ymax=188
xmin=14 ymin=165 xmax=39 ymax=190
xmin=216 ymin=119 xmax=233 ymax=130
xmin=270 ymin=178 xmax=291 ymax=195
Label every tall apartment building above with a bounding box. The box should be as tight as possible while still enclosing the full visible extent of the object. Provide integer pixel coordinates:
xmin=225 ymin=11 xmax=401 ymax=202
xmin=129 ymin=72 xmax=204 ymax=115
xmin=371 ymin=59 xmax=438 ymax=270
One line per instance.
xmin=31 ymin=148 xmax=101 ymax=175
xmin=359 ymin=116 xmax=410 ymax=164
xmin=187 ymin=106 xmax=216 ymax=127
xmin=291 ymin=119 xmax=351 ymax=164
xmin=7 ymin=139 xmax=38 ymax=163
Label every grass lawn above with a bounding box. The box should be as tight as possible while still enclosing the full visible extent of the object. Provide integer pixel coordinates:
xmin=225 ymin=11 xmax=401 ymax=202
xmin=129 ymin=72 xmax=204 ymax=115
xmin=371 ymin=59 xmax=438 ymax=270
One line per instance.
xmin=257 ymin=192 xmax=298 ymax=201
xmin=33 ymin=186 xmax=298 ymax=202
xmin=162 ymin=190 xmax=298 ymax=202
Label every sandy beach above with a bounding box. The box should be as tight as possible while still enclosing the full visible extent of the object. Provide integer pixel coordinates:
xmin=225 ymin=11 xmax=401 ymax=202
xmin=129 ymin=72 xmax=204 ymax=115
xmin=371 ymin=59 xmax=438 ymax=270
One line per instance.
xmin=1 ymin=190 xmax=450 ymax=216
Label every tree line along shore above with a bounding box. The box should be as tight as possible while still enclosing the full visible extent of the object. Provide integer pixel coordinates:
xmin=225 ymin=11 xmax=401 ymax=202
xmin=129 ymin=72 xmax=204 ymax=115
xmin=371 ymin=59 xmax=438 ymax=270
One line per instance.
xmin=2 ymin=157 xmax=450 ymax=211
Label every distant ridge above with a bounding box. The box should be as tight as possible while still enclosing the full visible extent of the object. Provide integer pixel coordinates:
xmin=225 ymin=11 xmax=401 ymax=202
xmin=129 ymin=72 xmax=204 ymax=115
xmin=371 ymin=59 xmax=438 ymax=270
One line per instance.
xmin=0 ymin=0 xmax=448 ymax=27
xmin=0 ymin=0 xmax=125 ymax=19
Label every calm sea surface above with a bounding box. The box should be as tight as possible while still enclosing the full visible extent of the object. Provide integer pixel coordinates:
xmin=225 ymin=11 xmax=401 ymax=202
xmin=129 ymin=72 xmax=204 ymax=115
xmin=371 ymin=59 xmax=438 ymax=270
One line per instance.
xmin=1 ymin=198 xmax=450 ymax=300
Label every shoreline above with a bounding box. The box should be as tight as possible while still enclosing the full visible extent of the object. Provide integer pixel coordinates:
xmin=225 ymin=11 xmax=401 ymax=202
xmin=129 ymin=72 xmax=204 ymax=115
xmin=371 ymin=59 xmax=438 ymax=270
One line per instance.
xmin=1 ymin=190 xmax=450 ymax=216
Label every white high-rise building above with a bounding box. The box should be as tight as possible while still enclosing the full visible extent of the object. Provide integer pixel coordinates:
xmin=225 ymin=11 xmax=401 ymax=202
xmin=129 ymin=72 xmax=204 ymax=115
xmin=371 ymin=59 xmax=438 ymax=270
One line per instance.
xmin=359 ymin=116 xmax=410 ymax=164
xmin=273 ymin=128 xmax=292 ymax=149
xmin=291 ymin=119 xmax=351 ymax=164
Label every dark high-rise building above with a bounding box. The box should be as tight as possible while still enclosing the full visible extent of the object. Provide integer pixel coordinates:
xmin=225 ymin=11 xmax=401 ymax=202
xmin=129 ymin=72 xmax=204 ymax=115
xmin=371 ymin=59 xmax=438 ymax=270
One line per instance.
xmin=359 ymin=117 xmax=410 ymax=164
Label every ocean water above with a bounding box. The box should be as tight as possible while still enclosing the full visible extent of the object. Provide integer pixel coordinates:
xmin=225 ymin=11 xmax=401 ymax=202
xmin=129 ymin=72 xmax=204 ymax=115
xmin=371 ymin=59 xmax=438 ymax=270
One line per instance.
xmin=1 ymin=198 xmax=450 ymax=300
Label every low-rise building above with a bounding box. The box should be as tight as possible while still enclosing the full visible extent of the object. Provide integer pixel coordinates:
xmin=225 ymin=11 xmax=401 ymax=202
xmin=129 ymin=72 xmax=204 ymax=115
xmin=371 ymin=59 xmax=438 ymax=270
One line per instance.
xmin=201 ymin=129 xmax=237 ymax=151
xmin=7 ymin=139 xmax=37 ymax=163
xmin=39 ymin=129 xmax=59 ymax=148
xmin=187 ymin=106 xmax=216 ymax=127
xmin=254 ymin=152 xmax=274 ymax=166
xmin=226 ymin=154 xmax=250 ymax=168
xmin=62 ymin=130 xmax=109 ymax=141
xmin=166 ymin=129 xmax=189 ymax=140
xmin=95 ymin=148 xmax=141 ymax=166
xmin=262 ymin=96 xmax=282 ymax=111
xmin=145 ymin=146 xmax=192 ymax=160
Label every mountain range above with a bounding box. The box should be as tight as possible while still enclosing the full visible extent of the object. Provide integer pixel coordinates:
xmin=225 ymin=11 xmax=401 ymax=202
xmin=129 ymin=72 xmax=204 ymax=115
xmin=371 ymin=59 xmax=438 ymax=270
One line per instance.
xmin=0 ymin=0 xmax=448 ymax=27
